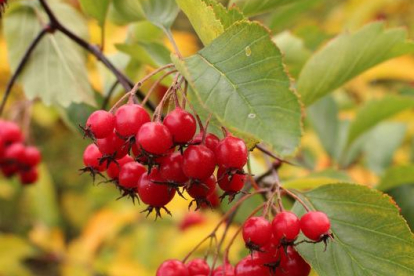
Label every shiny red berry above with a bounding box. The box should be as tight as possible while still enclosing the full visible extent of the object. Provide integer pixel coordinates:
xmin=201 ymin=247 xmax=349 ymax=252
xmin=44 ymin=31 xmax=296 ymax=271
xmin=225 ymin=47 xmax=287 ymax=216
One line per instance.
xmin=217 ymin=167 xmax=245 ymax=192
xmin=234 ymin=257 xmax=269 ymax=276
xmin=276 ymin=246 xmax=310 ymax=276
xmin=106 ymin=155 xmax=134 ymax=179
xmin=300 ymin=211 xmax=331 ymax=241
xmin=242 ymin=217 xmax=272 ymax=248
xmin=138 ymin=169 xmax=175 ymax=207
xmin=179 ymin=212 xmax=206 ymax=231
xmin=97 ymin=132 xmax=128 ymax=159
xmin=22 ymin=146 xmax=41 ymax=167
xmin=19 ymin=168 xmax=39 ymax=184
xmin=156 ymin=260 xmax=189 ymax=276
xmin=118 ymin=162 xmax=146 ymax=189
xmin=183 ymin=145 xmax=216 ymax=180
xmin=83 ymin=144 xmax=105 ymax=171
xmin=192 ymin=132 xmax=220 ymax=151
xmin=1 ymin=164 xmax=19 ymax=177
xmin=4 ymin=143 xmax=26 ymax=164
xmin=0 ymin=121 xmax=23 ymax=144
xmin=272 ymin=211 xmax=300 ymax=243
xmin=164 ymin=107 xmax=196 ymax=144
xmin=85 ymin=110 xmax=115 ymax=139
xmin=186 ymin=259 xmax=210 ymax=276
xmin=159 ymin=152 xmax=189 ymax=184
xmin=136 ymin=122 xmax=173 ymax=155
xmin=115 ymin=104 xmax=150 ymax=137
xmin=187 ymin=175 xmax=216 ymax=199
xmin=212 ymin=264 xmax=234 ymax=276
xmin=215 ymin=136 xmax=247 ymax=169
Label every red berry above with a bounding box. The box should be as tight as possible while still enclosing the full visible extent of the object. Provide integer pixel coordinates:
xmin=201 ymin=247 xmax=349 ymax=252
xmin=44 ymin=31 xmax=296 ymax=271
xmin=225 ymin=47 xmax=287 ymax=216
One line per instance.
xmin=115 ymin=104 xmax=150 ymax=137
xmin=215 ymin=136 xmax=247 ymax=169
xmin=187 ymin=175 xmax=216 ymax=199
xmin=118 ymin=162 xmax=146 ymax=189
xmin=97 ymin=132 xmax=128 ymax=159
xmin=1 ymin=164 xmax=19 ymax=177
xmin=0 ymin=121 xmax=23 ymax=144
xmin=22 ymin=146 xmax=41 ymax=167
xmin=159 ymin=152 xmax=189 ymax=184
xmin=138 ymin=169 xmax=175 ymax=207
xmin=217 ymin=167 xmax=245 ymax=192
xmin=183 ymin=145 xmax=216 ymax=180
xmin=186 ymin=259 xmax=210 ymax=276
xmin=179 ymin=212 xmax=206 ymax=231
xmin=85 ymin=110 xmax=115 ymax=139
xmin=300 ymin=211 xmax=331 ymax=241
xmin=19 ymin=167 xmax=39 ymax=184
xmin=136 ymin=122 xmax=173 ymax=155
xmin=164 ymin=107 xmax=196 ymax=144
xmin=254 ymin=244 xmax=279 ymax=265
xmin=83 ymin=144 xmax=106 ymax=171
xmin=212 ymin=264 xmax=234 ymax=276
xmin=156 ymin=260 xmax=189 ymax=276
xmin=106 ymin=155 xmax=134 ymax=179
xmin=234 ymin=257 xmax=269 ymax=276
xmin=276 ymin=246 xmax=310 ymax=276
xmin=272 ymin=211 xmax=300 ymax=243
xmin=4 ymin=143 xmax=26 ymax=164
xmin=242 ymin=217 xmax=272 ymax=248
xmin=0 ymin=136 xmax=5 ymax=158
xmin=192 ymin=132 xmax=220 ymax=151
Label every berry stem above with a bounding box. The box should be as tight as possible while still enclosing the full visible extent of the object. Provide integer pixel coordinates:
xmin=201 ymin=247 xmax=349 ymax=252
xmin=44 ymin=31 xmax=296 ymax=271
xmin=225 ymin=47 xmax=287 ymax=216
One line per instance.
xmin=153 ymin=73 xmax=181 ymax=121
xmin=255 ymin=144 xmax=294 ymax=166
xmin=181 ymin=80 xmax=188 ymax=108
xmin=141 ymin=69 xmax=178 ymax=107
xmin=282 ymin=188 xmax=311 ymax=212
xmin=163 ymin=27 xmax=183 ymax=59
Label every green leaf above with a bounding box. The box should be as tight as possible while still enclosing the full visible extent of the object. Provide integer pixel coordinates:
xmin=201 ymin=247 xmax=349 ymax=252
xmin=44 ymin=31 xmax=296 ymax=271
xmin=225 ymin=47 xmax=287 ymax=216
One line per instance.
xmin=229 ymin=0 xmax=297 ymax=17
xmin=4 ymin=2 xmax=94 ymax=107
xmin=292 ymin=183 xmax=414 ymax=276
xmin=79 ymin=0 xmax=111 ymax=26
xmin=347 ymin=95 xmax=414 ymax=146
xmin=377 ymin=165 xmax=414 ymax=191
xmin=0 ymin=234 xmax=35 ymax=276
xmin=176 ymin=0 xmax=244 ymax=45
xmin=139 ymin=0 xmax=179 ymax=30
xmin=388 ymin=184 xmax=414 ymax=231
xmin=298 ymin=22 xmax=414 ymax=106
xmin=109 ymin=0 xmax=144 ymax=24
xmin=116 ymin=42 xmax=171 ymax=68
xmin=173 ymin=22 xmax=302 ymax=156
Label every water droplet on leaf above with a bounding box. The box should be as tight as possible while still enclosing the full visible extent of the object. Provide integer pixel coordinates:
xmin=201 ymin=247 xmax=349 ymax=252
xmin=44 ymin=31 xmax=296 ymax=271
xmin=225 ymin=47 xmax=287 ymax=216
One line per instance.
xmin=248 ymin=113 xmax=256 ymax=119
xmin=245 ymin=46 xmax=251 ymax=56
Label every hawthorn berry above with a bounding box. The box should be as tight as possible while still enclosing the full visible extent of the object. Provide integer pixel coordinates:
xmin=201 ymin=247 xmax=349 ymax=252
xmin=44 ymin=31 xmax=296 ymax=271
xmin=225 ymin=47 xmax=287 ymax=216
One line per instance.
xmin=242 ymin=217 xmax=272 ymax=249
xmin=215 ymin=135 xmax=248 ymax=169
xmin=186 ymin=259 xmax=210 ymax=276
xmin=212 ymin=264 xmax=234 ymax=276
xmin=234 ymin=257 xmax=269 ymax=276
xmin=138 ymin=168 xmax=175 ymax=208
xmin=159 ymin=152 xmax=189 ymax=184
xmin=106 ymin=155 xmax=134 ymax=179
xmin=97 ymin=132 xmax=128 ymax=159
xmin=276 ymin=246 xmax=310 ymax=276
xmin=85 ymin=110 xmax=115 ymax=139
xmin=136 ymin=122 xmax=173 ymax=155
xmin=115 ymin=104 xmax=150 ymax=137
xmin=4 ymin=143 xmax=26 ymax=164
xmin=1 ymin=164 xmax=19 ymax=177
xmin=272 ymin=211 xmax=300 ymax=243
xmin=22 ymin=146 xmax=42 ymax=167
xmin=156 ymin=260 xmax=189 ymax=276
xmin=83 ymin=144 xmax=106 ymax=172
xmin=0 ymin=121 xmax=23 ymax=144
xmin=118 ymin=162 xmax=146 ymax=189
xmin=192 ymin=132 xmax=220 ymax=151
xmin=300 ymin=211 xmax=331 ymax=241
xmin=163 ymin=107 xmax=197 ymax=144
xmin=182 ymin=145 xmax=216 ymax=180
xmin=187 ymin=174 xmax=216 ymax=199
xmin=179 ymin=212 xmax=206 ymax=231
xmin=217 ymin=167 xmax=245 ymax=193
xmin=19 ymin=168 xmax=38 ymax=184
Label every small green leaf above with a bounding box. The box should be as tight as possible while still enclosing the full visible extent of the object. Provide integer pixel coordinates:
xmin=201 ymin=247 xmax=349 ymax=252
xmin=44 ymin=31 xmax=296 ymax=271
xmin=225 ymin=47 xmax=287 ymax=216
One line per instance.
xmin=79 ymin=0 xmax=111 ymax=26
xmin=377 ymin=165 xmax=414 ymax=191
xmin=176 ymin=0 xmax=244 ymax=45
xmin=298 ymin=22 xmax=414 ymax=106
xmin=229 ymin=0 xmax=297 ymax=17
xmin=139 ymin=0 xmax=179 ymax=30
xmin=347 ymin=95 xmax=414 ymax=146
xmin=173 ymin=21 xmax=302 ymax=156
xmin=292 ymin=183 xmax=414 ymax=276
xmin=4 ymin=2 xmax=94 ymax=107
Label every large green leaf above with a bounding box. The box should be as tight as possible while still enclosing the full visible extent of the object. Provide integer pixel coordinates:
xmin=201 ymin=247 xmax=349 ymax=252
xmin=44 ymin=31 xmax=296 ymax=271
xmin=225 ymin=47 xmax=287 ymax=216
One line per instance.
xmin=173 ymin=22 xmax=302 ymax=156
xmin=229 ymin=0 xmax=298 ymax=17
xmin=4 ymin=2 xmax=94 ymax=107
xmin=116 ymin=42 xmax=171 ymax=68
xmin=298 ymin=22 xmax=414 ymax=106
xmin=79 ymin=0 xmax=111 ymax=26
xmin=139 ymin=0 xmax=179 ymax=30
xmin=347 ymin=95 xmax=414 ymax=146
xmin=109 ymin=0 xmax=144 ymax=24
xmin=176 ymin=0 xmax=244 ymax=45
xmin=292 ymin=184 xmax=414 ymax=276
xmin=377 ymin=165 xmax=414 ymax=191
xmin=388 ymin=184 xmax=414 ymax=231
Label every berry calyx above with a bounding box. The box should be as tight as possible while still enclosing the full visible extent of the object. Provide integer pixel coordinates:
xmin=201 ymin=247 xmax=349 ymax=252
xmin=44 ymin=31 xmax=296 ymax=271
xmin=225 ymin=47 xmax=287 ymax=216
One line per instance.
xmin=242 ymin=217 xmax=272 ymax=249
xmin=215 ymin=135 xmax=248 ymax=169
xmin=115 ymin=104 xmax=150 ymax=137
xmin=300 ymin=211 xmax=331 ymax=241
xmin=156 ymin=260 xmax=189 ymax=276
xmin=276 ymin=246 xmax=310 ymax=276
xmin=187 ymin=174 xmax=216 ymax=199
xmin=186 ymin=259 xmax=210 ymax=275
xmin=183 ymin=145 xmax=216 ymax=180
xmin=85 ymin=110 xmax=115 ymax=139
xmin=217 ymin=167 xmax=245 ymax=193
xmin=164 ymin=107 xmax=197 ymax=144
xmin=106 ymin=155 xmax=134 ymax=179
xmin=19 ymin=167 xmax=38 ymax=184
xmin=272 ymin=211 xmax=300 ymax=244
xmin=159 ymin=152 xmax=189 ymax=184
xmin=136 ymin=122 xmax=173 ymax=155
xmin=118 ymin=162 xmax=146 ymax=189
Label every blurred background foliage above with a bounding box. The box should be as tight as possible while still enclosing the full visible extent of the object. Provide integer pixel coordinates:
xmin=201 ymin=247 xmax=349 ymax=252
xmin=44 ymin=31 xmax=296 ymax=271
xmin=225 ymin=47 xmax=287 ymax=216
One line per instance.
xmin=0 ymin=0 xmax=414 ymax=275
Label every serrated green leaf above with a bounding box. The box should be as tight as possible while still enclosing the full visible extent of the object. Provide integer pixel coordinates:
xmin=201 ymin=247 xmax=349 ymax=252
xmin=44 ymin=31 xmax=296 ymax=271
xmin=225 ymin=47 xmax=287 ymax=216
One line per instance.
xmin=292 ymin=183 xmax=414 ymax=276
xmin=79 ymin=0 xmax=111 ymax=26
xmin=116 ymin=42 xmax=171 ymax=68
xmin=347 ymin=95 xmax=414 ymax=146
xmin=229 ymin=0 xmax=298 ymax=16
xmin=377 ymin=165 xmax=414 ymax=191
xmin=4 ymin=2 xmax=94 ymax=107
xmin=176 ymin=0 xmax=244 ymax=45
xmin=173 ymin=22 xmax=302 ymax=156
xmin=298 ymin=22 xmax=414 ymax=106
xmin=388 ymin=184 xmax=414 ymax=231
xmin=139 ymin=0 xmax=179 ymax=30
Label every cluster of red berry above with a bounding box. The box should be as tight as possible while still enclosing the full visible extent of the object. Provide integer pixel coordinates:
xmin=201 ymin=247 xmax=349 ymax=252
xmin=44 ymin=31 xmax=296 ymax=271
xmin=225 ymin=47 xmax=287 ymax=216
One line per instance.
xmin=81 ymin=103 xmax=248 ymax=216
xmin=0 ymin=120 xmax=41 ymax=184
